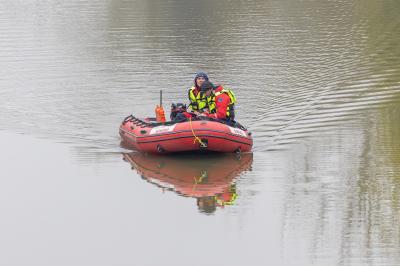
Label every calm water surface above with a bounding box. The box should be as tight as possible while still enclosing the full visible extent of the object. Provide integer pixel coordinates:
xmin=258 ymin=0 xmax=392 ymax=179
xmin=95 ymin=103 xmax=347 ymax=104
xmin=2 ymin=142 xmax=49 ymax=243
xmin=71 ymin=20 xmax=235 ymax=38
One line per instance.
xmin=1 ymin=0 xmax=400 ymax=265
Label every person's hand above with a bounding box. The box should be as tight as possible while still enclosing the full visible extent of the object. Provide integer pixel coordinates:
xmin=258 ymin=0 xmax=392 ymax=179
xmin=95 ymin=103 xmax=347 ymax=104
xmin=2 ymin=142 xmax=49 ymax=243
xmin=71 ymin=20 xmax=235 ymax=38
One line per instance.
xmin=193 ymin=111 xmax=201 ymax=116
xmin=197 ymin=113 xmax=207 ymax=117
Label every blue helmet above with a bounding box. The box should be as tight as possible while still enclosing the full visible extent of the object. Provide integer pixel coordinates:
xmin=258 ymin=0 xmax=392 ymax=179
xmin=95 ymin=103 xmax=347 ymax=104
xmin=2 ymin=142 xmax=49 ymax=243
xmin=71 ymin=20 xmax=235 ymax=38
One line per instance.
xmin=194 ymin=71 xmax=209 ymax=81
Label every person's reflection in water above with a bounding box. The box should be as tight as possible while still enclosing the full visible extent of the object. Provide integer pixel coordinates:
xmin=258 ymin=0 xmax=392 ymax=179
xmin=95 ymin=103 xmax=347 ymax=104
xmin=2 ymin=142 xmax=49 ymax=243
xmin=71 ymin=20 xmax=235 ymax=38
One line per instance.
xmin=215 ymin=184 xmax=237 ymax=207
xmin=197 ymin=196 xmax=217 ymax=214
xmin=197 ymin=184 xmax=237 ymax=214
xmin=123 ymin=152 xmax=252 ymax=214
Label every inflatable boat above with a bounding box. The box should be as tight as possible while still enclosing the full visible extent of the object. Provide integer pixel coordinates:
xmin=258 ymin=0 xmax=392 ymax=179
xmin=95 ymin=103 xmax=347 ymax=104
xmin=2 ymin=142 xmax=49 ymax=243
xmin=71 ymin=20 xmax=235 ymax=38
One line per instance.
xmin=119 ymin=115 xmax=253 ymax=154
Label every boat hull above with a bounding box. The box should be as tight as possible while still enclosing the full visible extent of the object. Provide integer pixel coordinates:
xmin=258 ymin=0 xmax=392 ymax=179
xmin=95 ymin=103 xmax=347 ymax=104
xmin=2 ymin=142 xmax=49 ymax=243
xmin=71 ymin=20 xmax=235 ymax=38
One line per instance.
xmin=119 ymin=116 xmax=253 ymax=153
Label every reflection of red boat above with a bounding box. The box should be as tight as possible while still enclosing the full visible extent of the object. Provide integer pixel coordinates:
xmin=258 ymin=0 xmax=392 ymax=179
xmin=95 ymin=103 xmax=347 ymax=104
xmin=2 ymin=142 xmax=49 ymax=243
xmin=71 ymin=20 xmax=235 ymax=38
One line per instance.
xmin=123 ymin=152 xmax=253 ymax=213
xmin=119 ymin=115 xmax=253 ymax=154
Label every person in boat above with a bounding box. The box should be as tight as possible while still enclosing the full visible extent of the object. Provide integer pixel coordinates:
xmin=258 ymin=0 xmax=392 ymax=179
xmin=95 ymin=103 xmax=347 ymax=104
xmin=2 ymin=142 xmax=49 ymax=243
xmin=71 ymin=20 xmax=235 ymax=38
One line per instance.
xmin=187 ymin=71 xmax=210 ymax=114
xmin=197 ymin=80 xmax=237 ymax=123
xmin=171 ymin=71 xmax=211 ymax=122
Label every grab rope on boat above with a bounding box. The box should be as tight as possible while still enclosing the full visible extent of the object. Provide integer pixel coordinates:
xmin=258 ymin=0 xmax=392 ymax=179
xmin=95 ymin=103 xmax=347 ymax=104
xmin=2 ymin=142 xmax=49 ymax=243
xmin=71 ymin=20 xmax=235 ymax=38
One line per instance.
xmin=189 ymin=117 xmax=207 ymax=148
xmin=124 ymin=114 xmax=247 ymax=131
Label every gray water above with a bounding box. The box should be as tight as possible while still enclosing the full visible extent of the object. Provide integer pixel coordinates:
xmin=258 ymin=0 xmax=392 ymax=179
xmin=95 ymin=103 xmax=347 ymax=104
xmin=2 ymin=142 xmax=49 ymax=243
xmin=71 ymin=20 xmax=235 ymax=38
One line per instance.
xmin=1 ymin=1 xmax=400 ymax=265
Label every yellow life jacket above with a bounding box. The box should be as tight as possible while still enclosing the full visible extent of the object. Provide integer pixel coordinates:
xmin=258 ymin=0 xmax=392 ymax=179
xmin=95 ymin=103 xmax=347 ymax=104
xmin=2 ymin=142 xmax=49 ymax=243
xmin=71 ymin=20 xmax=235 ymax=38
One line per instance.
xmin=208 ymin=87 xmax=236 ymax=118
xmin=188 ymin=86 xmax=209 ymax=112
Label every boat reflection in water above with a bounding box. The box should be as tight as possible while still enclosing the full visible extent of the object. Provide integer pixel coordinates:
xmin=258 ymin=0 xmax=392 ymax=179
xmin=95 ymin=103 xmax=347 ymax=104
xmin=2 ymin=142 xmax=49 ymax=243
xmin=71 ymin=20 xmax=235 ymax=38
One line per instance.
xmin=123 ymin=152 xmax=253 ymax=214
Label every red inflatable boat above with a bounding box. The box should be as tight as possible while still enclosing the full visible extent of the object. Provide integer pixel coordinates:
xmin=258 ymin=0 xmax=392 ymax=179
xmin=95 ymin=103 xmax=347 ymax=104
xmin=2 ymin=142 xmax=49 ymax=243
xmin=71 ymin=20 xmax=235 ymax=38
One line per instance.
xmin=119 ymin=115 xmax=253 ymax=154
